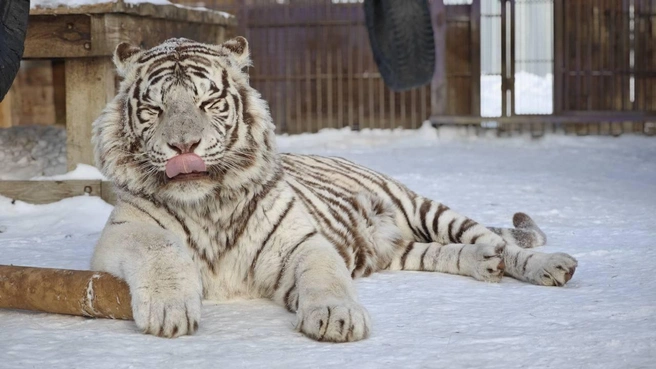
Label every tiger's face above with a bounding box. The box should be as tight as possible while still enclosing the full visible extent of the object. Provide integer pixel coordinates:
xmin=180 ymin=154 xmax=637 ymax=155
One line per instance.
xmin=93 ymin=37 xmax=276 ymax=204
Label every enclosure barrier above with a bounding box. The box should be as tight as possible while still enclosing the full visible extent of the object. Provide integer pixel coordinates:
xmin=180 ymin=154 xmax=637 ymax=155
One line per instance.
xmin=0 ymin=265 xmax=132 ymax=320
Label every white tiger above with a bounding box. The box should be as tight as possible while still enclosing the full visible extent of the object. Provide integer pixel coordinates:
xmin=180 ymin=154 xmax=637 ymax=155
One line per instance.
xmin=91 ymin=37 xmax=578 ymax=342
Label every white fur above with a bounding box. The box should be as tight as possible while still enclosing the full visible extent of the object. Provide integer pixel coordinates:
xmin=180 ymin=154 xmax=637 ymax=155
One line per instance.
xmin=91 ymin=37 xmax=577 ymax=342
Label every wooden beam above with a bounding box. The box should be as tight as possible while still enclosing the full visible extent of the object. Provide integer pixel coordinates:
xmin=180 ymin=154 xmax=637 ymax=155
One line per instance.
xmin=0 ymin=180 xmax=101 ymax=204
xmin=23 ymin=15 xmax=92 ymax=59
xmin=65 ymin=57 xmax=115 ymax=170
xmin=29 ymin=0 xmax=236 ymax=26
xmin=24 ymin=13 xmax=233 ymax=59
xmin=0 ymin=180 xmax=117 ymax=205
xmin=90 ymin=14 xmax=231 ymax=55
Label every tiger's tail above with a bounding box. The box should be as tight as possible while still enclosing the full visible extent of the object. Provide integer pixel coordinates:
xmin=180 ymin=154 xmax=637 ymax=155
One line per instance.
xmin=488 ymin=212 xmax=547 ymax=249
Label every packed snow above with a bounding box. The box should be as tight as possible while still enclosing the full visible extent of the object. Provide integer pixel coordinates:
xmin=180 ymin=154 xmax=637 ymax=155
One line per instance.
xmin=1 ymin=125 xmax=655 ymax=368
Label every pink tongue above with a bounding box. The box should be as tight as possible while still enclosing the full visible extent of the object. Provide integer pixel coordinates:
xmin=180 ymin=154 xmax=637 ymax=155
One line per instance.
xmin=165 ymin=153 xmax=207 ymax=178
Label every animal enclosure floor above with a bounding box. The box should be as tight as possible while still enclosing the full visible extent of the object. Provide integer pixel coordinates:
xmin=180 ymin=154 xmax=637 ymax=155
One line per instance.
xmin=1 ymin=127 xmax=655 ymax=369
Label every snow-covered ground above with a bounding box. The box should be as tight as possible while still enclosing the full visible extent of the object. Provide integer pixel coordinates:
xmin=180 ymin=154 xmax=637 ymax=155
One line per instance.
xmin=1 ymin=126 xmax=655 ymax=368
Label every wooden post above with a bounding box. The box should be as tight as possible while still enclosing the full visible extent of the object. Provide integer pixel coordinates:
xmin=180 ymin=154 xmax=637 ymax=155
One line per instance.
xmin=431 ymin=0 xmax=447 ymax=118
xmin=65 ymin=57 xmax=115 ymax=170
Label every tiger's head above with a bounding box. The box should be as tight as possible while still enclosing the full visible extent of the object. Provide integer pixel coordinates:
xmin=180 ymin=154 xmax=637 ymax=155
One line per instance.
xmin=92 ymin=37 xmax=277 ymax=204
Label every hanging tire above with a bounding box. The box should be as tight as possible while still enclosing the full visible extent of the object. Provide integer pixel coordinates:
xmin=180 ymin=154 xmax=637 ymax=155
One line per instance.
xmin=364 ymin=0 xmax=435 ymax=91
xmin=0 ymin=0 xmax=29 ymax=101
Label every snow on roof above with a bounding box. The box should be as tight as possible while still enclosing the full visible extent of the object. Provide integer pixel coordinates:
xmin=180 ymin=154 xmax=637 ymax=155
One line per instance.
xmin=30 ymin=0 xmax=233 ymax=19
xmin=32 ymin=0 xmax=171 ymax=9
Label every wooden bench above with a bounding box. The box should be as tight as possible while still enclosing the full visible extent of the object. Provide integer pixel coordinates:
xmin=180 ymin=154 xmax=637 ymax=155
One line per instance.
xmin=0 ymin=0 xmax=235 ymax=205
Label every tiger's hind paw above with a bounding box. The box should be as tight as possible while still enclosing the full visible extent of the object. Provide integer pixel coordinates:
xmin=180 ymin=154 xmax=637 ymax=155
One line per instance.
xmin=527 ymin=252 xmax=578 ymax=286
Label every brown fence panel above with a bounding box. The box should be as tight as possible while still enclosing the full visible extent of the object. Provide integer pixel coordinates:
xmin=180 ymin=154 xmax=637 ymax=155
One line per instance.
xmin=240 ymin=0 xmax=471 ymax=134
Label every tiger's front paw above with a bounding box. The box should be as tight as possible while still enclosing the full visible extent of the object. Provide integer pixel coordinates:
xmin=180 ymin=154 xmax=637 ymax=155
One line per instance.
xmin=527 ymin=252 xmax=578 ymax=286
xmin=130 ymin=273 xmax=203 ymax=338
xmin=296 ymin=299 xmax=371 ymax=342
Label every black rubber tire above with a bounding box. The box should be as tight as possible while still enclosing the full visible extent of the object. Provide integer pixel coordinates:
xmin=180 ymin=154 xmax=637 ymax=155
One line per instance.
xmin=364 ymin=0 xmax=435 ymax=91
xmin=0 ymin=0 xmax=29 ymax=102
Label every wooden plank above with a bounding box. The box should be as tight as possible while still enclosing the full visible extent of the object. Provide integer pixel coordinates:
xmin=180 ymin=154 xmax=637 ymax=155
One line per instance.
xmin=25 ymin=13 xmax=232 ymax=59
xmin=65 ymin=57 xmax=115 ymax=171
xmin=24 ymin=15 xmax=92 ymax=59
xmin=0 ymin=180 xmax=102 ymax=205
xmin=13 ymin=61 xmax=57 ymax=125
xmin=90 ymin=14 xmax=232 ymax=58
xmin=30 ymin=0 xmax=236 ymax=26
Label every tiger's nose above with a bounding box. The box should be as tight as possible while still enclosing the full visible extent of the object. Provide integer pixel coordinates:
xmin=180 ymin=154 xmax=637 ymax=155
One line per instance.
xmin=168 ymin=138 xmax=201 ymax=154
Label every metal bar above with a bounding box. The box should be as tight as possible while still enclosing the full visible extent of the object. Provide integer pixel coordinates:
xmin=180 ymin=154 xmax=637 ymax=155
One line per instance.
xmin=509 ymin=0 xmax=516 ymax=116
xmin=316 ymin=15 xmax=323 ymax=131
xmin=430 ymin=112 xmax=655 ymax=124
xmin=304 ymin=27 xmax=312 ymax=131
xmin=284 ymin=4 xmax=292 ymax=134
xmin=587 ymin=0 xmax=593 ymax=111
xmin=358 ymin=16 xmax=364 ymax=130
xmin=553 ymin=0 xmax=563 ymax=114
xmin=326 ymin=2 xmax=333 ymax=129
xmin=346 ymin=2 xmax=354 ymax=129
xmin=501 ymin=0 xmax=507 ymax=116
xmin=470 ymin=0 xmax=481 ymax=116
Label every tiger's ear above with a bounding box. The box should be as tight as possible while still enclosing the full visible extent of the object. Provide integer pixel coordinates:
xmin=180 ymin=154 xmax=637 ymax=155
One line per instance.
xmin=222 ymin=36 xmax=251 ymax=69
xmin=113 ymin=42 xmax=143 ymax=77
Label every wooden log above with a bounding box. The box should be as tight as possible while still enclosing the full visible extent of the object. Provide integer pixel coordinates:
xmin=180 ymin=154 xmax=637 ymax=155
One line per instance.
xmin=0 ymin=265 xmax=132 ymax=320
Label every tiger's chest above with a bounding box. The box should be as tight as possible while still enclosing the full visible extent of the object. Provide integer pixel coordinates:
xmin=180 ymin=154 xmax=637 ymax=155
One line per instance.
xmin=180 ymin=207 xmax=259 ymax=300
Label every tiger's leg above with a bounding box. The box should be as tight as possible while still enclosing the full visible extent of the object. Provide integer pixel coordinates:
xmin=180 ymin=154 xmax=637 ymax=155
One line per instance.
xmin=387 ymin=241 xmax=506 ymax=283
xmin=268 ymin=232 xmax=371 ymax=342
xmin=403 ymin=197 xmax=577 ymax=286
xmin=403 ymin=195 xmax=546 ymax=249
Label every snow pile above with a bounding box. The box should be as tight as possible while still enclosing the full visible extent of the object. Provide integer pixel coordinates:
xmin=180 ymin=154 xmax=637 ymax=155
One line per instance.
xmin=1 ymin=132 xmax=655 ymax=368
xmin=31 ymin=164 xmax=106 ymax=180
xmin=0 ymin=126 xmax=66 ymax=180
